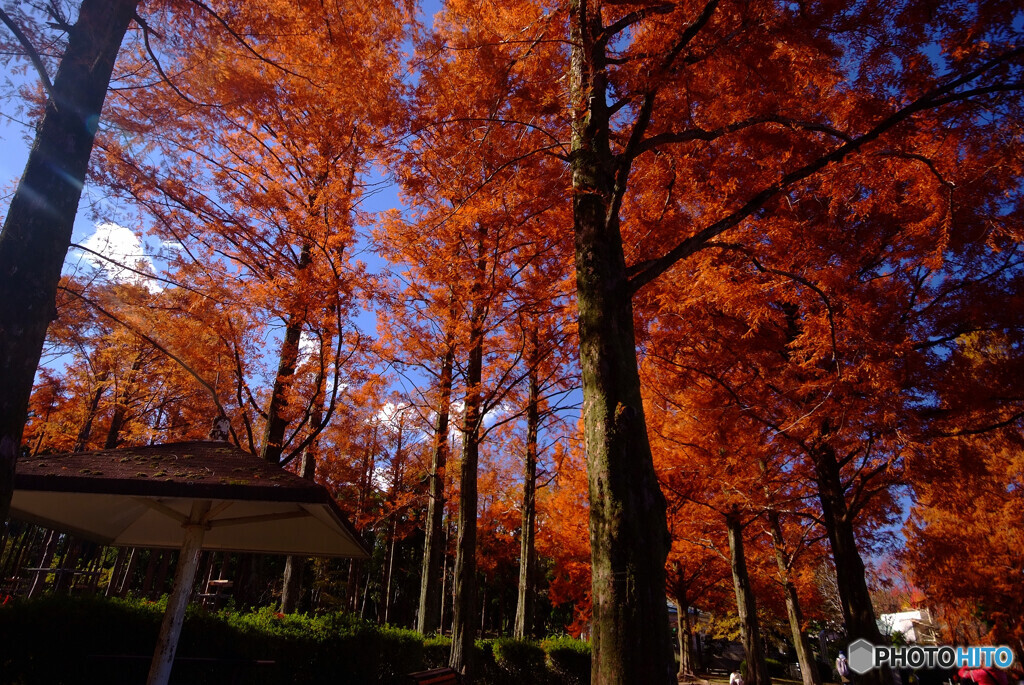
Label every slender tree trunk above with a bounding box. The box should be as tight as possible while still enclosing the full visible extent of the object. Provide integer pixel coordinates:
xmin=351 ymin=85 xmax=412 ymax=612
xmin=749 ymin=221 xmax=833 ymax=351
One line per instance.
xmin=726 ymin=513 xmax=770 ymax=685
xmin=118 ymin=548 xmax=139 ymax=597
xmin=440 ymin=522 xmax=450 ymax=634
xmin=28 ymin=529 xmax=59 ymax=598
xmin=568 ymin=4 xmax=673 ymax=682
xmin=382 ymin=419 xmax=405 ymax=624
xmin=418 ymin=341 xmax=455 ymax=634
xmin=54 ymin=538 xmax=82 ymax=594
xmin=104 ymin=352 xmax=143 ymax=449
xmin=260 ymin=244 xmax=312 ymax=464
xmin=281 ymin=443 xmax=317 ymax=613
xmin=450 ymin=229 xmax=486 ymax=678
xmin=74 ymin=373 xmax=107 ymax=452
xmin=0 ymin=0 xmax=138 ymax=523
xmin=812 ymin=443 xmax=886 ymax=672
xmin=673 ymin=596 xmax=692 ymax=679
xmin=767 ymin=511 xmax=821 ymax=685
xmin=1 ymin=523 xmax=33 ymax=580
xmin=685 ymin=603 xmax=702 ymax=674
xmin=514 ymin=328 xmax=540 ymax=639
xmin=347 ymin=427 xmax=377 ymax=612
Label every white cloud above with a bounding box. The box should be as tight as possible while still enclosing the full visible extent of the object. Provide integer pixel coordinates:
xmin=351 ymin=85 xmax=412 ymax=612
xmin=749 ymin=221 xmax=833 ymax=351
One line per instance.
xmin=376 ymin=401 xmax=410 ymax=431
xmin=298 ymin=330 xmax=320 ymax=359
xmin=81 ymin=222 xmax=159 ymax=291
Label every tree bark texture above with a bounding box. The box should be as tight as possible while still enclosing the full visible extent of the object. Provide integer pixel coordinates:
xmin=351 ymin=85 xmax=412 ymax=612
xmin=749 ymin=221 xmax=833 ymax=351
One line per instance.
xmin=767 ymin=511 xmax=821 ymax=685
xmin=672 ymin=596 xmax=698 ymax=679
xmin=727 ymin=513 xmax=770 ymax=685
xmin=812 ymin=445 xmax=887 ymax=685
xmin=513 ymin=329 xmax=540 ymax=640
xmin=417 ymin=342 xmax=454 ymax=635
xmin=569 ymin=2 xmax=674 ymax=683
xmin=260 ymin=243 xmax=312 ymax=464
xmin=0 ymin=0 xmax=138 ymax=524
xmin=449 ymin=229 xmax=486 ymax=678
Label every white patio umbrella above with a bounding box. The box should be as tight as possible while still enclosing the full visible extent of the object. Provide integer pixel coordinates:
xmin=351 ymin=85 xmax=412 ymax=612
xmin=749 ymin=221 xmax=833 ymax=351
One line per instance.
xmin=11 ymin=440 xmax=369 ymax=685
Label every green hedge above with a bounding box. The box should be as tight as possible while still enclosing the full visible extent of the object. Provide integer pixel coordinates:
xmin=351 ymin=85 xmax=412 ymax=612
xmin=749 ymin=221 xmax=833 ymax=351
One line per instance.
xmin=0 ymin=596 xmax=590 ymax=685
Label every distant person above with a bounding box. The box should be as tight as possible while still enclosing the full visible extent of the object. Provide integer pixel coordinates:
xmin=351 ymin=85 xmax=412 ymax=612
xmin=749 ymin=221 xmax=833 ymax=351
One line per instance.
xmin=958 ymin=665 xmax=1008 ymax=685
xmin=837 ymin=652 xmax=852 ymax=684
xmin=731 ymin=670 xmax=745 ymax=685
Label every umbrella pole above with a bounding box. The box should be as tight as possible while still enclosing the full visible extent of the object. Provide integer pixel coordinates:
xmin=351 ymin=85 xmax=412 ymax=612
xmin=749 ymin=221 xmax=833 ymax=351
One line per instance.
xmin=147 ymin=501 xmax=211 ymax=685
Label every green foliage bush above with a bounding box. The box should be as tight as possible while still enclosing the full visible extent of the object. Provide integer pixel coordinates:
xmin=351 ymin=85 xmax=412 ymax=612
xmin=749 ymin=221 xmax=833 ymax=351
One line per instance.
xmin=0 ymin=595 xmax=590 ymax=685
xmin=422 ymin=634 xmax=452 ymax=668
xmin=542 ymin=635 xmax=591 ymax=685
xmin=491 ymin=638 xmax=548 ymax=684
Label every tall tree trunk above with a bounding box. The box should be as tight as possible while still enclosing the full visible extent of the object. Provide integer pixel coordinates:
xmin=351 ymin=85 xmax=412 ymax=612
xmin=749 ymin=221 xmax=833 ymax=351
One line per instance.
xmin=673 ymin=596 xmax=698 ymax=679
xmin=104 ymin=352 xmax=143 ymax=449
xmin=440 ymin=521 xmax=450 ymax=634
xmin=684 ymin=602 xmax=702 ymax=674
xmin=450 ymin=229 xmax=486 ymax=678
xmin=141 ymin=550 xmax=160 ymax=599
xmin=105 ymin=548 xmax=128 ymax=593
xmin=260 ymin=243 xmax=312 ymax=464
xmin=514 ymin=327 xmax=540 ymax=639
xmin=382 ymin=418 xmax=405 ymax=625
xmin=54 ymin=538 xmax=82 ymax=594
xmin=418 ymin=339 xmax=455 ymax=635
xmin=74 ymin=373 xmax=108 ymax=452
xmin=0 ymin=0 xmax=138 ymax=523
xmin=1 ymin=523 xmax=35 ymax=581
xmin=812 ymin=444 xmax=886 ymax=685
xmin=281 ymin=442 xmax=317 ymax=613
xmin=347 ymin=426 xmax=377 ymax=612
xmin=568 ymin=3 xmax=673 ymax=683
xmin=28 ymin=529 xmax=59 ymax=598
xmin=118 ymin=548 xmax=139 ymax=597
xmin=767 ymin=511 xmax=821 ymax=685
xmin=726 ymin=513 xmax=770 ymax=685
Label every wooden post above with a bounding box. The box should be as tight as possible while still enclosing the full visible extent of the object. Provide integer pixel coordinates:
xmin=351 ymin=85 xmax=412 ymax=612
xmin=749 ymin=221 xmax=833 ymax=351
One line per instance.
xmin=146 ymin=501 xmax=210 ymax=685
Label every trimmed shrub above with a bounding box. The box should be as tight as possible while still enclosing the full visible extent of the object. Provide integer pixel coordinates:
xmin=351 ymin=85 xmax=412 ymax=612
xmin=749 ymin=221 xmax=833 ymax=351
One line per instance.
xmin=492 ymin=638 xmax=548 ymax=684
xmin=0 ymin=596 xmax=592 ymax=685
xmin=542 ymin=635 xmax=591 ymax=685
xmin=423 ymin=635 xmax=452 ymax=669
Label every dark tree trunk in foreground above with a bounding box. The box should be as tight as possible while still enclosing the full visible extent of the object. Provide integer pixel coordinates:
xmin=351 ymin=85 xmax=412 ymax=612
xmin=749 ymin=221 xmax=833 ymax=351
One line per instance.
xmin=812 ymin=444 xmax=887 ymax=685
xmin=727 ymin=513 xmax=770 ymax=685
xmin=0 ymin=0 xmax=138 ymax=524
xmin=417 ymin=341 xmax=454 ymax=635
xmin=767 ymin=511 xmax=821 ymax=685
xmin=568 ymin=2 xmax=673 ymax=683
xmin=450 ymin=229 xmax=486 ymax=678
xmin=513 ymin=329 xmax=539 ymax=640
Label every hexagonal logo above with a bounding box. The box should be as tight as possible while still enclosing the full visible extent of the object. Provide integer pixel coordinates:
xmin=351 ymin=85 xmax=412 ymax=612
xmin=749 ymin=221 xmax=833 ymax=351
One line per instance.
xmin=848 ymin=639 xmax=876 ymax=675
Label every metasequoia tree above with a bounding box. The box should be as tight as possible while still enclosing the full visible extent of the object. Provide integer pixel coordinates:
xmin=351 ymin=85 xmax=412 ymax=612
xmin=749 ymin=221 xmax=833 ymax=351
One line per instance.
xmin=390 ymin=5 xmax=573 ymax=667
xmin=95 ymin=0 xmax=409 ymax=464
xmin=558 ymin=1 xmax=1024 ymax=679
xmin=421 ymin=0 xmax=1022 ymax=679
xmin=904 ymin=431 xmax=1024 ymax=649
